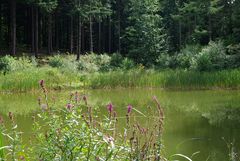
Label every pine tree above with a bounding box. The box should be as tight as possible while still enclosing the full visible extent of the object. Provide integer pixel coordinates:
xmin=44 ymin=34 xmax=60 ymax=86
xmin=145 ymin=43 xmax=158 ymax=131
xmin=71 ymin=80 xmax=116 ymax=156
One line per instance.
xmin=124 ymin=0 xmax=168 ymax=66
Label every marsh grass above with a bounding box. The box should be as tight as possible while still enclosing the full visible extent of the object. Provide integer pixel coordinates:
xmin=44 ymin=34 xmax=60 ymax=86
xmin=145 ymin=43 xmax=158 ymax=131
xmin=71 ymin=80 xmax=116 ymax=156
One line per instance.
xmin=0 ymin=67 xmax=82 ymax=92
xmin=1 ymin=65 xmax=240 ymax=92
xmin=87 ymin=69 xmax=240 ymax=89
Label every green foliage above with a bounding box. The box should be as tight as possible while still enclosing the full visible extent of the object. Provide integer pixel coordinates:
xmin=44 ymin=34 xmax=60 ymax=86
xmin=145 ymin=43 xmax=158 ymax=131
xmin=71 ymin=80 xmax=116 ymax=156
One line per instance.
xmin=176 ymin=44 xmax=202 ymax=69
xmin=124 ymin=0 xmax=168 ymax=66
xmin=227 ymin=44 xmax=240 ymax=68
xmin=0 ymin=55 xmax=35 ymax=74
xmin=38 ymin=0 xmax=58 ymax=13
xmin=0 ymin=55 xmax=16 ymax=74
xmin=87 ymin=69 xmax=240 ymax=89
xmin=0 ymin=129 xmax=4 ymax=160
xmin=0 ymin=67 xmax=80 ymax=92
xmin=0 ymin=84 xmax=166 ymax=160
xmin=77 ymin=53 xmax=111 ymax=72
xmin=193 ymin=41 xmax=227 ymax=71
xmin=121 ymin=58 xmax=135 ymax=70
xmin=156 ymin=54 xmax=175 ymax=69
xmin=109 ymin=53 xmax=124 ymax=69
xmin=48 ymin=55 xmax=64 ymax=68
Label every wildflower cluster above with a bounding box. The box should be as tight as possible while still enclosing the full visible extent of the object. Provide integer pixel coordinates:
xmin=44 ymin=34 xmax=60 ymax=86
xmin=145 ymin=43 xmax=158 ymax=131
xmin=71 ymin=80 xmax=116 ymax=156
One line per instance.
xmin=0 ymin=80 xmax=168 ymax=160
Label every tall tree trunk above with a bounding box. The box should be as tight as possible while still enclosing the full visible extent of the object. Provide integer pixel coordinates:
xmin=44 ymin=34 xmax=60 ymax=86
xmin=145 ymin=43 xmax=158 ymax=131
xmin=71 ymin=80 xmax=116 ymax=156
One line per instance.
xmin=108 ymin=16 xmax=111 ymax=53
xmin=48 ymin=14 xmax=53 ymax=55
xmin=77 ymin=16 xmax=81 ymax=60
xmin=208 ymin=14 xmax=212 ymax=41
xmin=31 ymin=6 xmax=35 ymax=54
xmin=179 ymin=21 xmax=182 ymax=48
xmin=34 ymin=7 xmax=38 ymax=57
xmin=117 ymin=12 xmax=121 ymax=54
xmin=98 ymin=17 xmax=101 ymax=53
xmin=55 ymin=15 xmax=59 ymax=50
xmin=70 ymin=15 xmax=73 ymax=54
xmin=89 ymin=15 xmax=93 ymax=53
xmin=39 ymin=13 xmax=42 ymax=49
xmin=82 ymin=23 xmax=85 ymax=53
xmin=10 ymin=0 xmax=16 ymax=55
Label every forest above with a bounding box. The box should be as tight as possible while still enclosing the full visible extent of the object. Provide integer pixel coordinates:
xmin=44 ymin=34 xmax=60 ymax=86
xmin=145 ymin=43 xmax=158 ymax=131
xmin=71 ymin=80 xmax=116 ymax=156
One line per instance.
xmin=1 ymin=0 xmax=240 ymax=160
xmin=0 ymin=0 xmax=239 ymax=68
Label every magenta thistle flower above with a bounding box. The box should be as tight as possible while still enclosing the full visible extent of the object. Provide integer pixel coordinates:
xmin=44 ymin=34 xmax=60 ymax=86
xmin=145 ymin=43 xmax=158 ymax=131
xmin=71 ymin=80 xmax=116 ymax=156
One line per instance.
xmin=107 ymin=103 xmax=113 ymax=113
xmin=66 ymin=103 xmax=73 ymax=110
xmin=39 ymin=80 xmax=44 ymax=87
xmin=127 ymin=105 xmax=132 ymax=114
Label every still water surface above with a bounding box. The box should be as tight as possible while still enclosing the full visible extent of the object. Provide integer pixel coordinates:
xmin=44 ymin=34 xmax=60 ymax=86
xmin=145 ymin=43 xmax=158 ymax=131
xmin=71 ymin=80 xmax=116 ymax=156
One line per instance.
xmin=1 ymin=89 xmax=240 ymax=161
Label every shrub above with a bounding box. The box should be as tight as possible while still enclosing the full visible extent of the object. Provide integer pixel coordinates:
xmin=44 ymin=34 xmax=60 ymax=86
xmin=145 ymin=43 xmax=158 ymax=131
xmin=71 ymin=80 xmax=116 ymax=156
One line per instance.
xmin=121 ymin=57 xmax=135 ymax=70
xmin=0 ymin=55 xmax=35 ymax=74
xmin=176 ymin=44 xmax=202 ymax=69
xmin=226 ymin=44 xmax=240 ymax=68
xmin=156 ymin=54 xmax=174 ymax=69
xmin=77 ymin=53 xmax=111 ymax=72
xmin=48 ymin=55 xmax=64 ymax=68
xmin=0 ymin=55 xmax=16 ymax=74
xmin=193 ymin=41 xmax=227 ymax=71
xmin=110 ymin=53 xmax=124 ymax=69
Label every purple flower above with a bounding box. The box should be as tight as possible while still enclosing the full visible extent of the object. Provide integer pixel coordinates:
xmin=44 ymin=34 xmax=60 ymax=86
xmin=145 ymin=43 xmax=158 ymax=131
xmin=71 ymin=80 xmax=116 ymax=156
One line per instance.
xmin=127 ymin=105 xmax=132 ymax=114
xmin=39 ymin=80 xmax=44 ymax=87
xmin=66 ymin=103 xmax=73 ymax=110
xmin=107 ymin=103 xmax=113 ymax=113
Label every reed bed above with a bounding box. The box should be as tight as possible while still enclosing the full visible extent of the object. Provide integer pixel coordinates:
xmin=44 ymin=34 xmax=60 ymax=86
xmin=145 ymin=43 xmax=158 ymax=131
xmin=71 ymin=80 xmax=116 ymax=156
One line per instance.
xmin=1 ymin=67 xmax=240 ymax=92
xmin=87 ymin=69 xmax=240 ymax=89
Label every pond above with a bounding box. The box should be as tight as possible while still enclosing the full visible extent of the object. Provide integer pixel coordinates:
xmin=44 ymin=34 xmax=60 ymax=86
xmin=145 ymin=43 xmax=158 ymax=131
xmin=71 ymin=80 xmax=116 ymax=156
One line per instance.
xmin=1 ymin=88 xmax=240 ymax=161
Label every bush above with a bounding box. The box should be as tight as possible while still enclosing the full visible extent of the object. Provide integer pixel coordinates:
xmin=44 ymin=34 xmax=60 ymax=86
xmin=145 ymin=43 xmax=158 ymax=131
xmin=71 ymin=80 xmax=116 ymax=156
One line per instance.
xmin=121 ymin=57 xmax=135 ymax=70
xmin=226 ymin=44 xmax=240 ymax=68
xmin=156 ymin=54 xmax=174 ymax=69
xmin=0 ymin=55 xmax=35 ymax=74
xmin=0 ymin=55 xmax=16 ymax=74
xmin=48 ymin=55 xmax=64 ymax=68
xmin=77 ymin=53 xmax=111 ymax=72
xmin=193 ymin=41 xmax=227 ymax=71
xmin=110 ymin=53 xmax=124 ymax=69
xmin=176 ymin=44 xmax=202 ymax=69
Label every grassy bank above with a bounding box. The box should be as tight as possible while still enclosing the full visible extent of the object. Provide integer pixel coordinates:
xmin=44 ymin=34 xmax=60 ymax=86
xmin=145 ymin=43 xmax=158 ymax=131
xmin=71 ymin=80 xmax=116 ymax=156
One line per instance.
xmin=0 ymin=67 xmax=82 ymax=92
xmin=87 ymin=69 xmax=240 ymax=89
xmin=1 ymin=68 xmax=240 ymax=92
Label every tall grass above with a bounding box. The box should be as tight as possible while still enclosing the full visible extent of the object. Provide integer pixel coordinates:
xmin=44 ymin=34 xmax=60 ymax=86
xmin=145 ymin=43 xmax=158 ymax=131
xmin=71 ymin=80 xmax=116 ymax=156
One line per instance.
xmin=87 ymin=69 xmax=240 ymax=89
xmin=1 ymin=67 xmax=240 ymax=91
xmin=0 ymin=129 xmax=4 ymax=159
xmin=0 ymin=67 xmax=82 ymax=92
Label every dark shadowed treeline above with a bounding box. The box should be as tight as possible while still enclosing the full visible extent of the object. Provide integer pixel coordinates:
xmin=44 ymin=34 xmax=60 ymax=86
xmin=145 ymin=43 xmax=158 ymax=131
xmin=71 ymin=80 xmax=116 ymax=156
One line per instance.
xmin=0 ymin=0 xmax=239 ymax=62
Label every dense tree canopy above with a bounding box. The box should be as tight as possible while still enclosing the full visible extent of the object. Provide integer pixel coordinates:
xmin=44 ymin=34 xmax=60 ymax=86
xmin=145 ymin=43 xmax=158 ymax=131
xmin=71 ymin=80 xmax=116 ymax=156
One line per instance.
xmin=0 ymin=0 xmax=239 ymax=65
